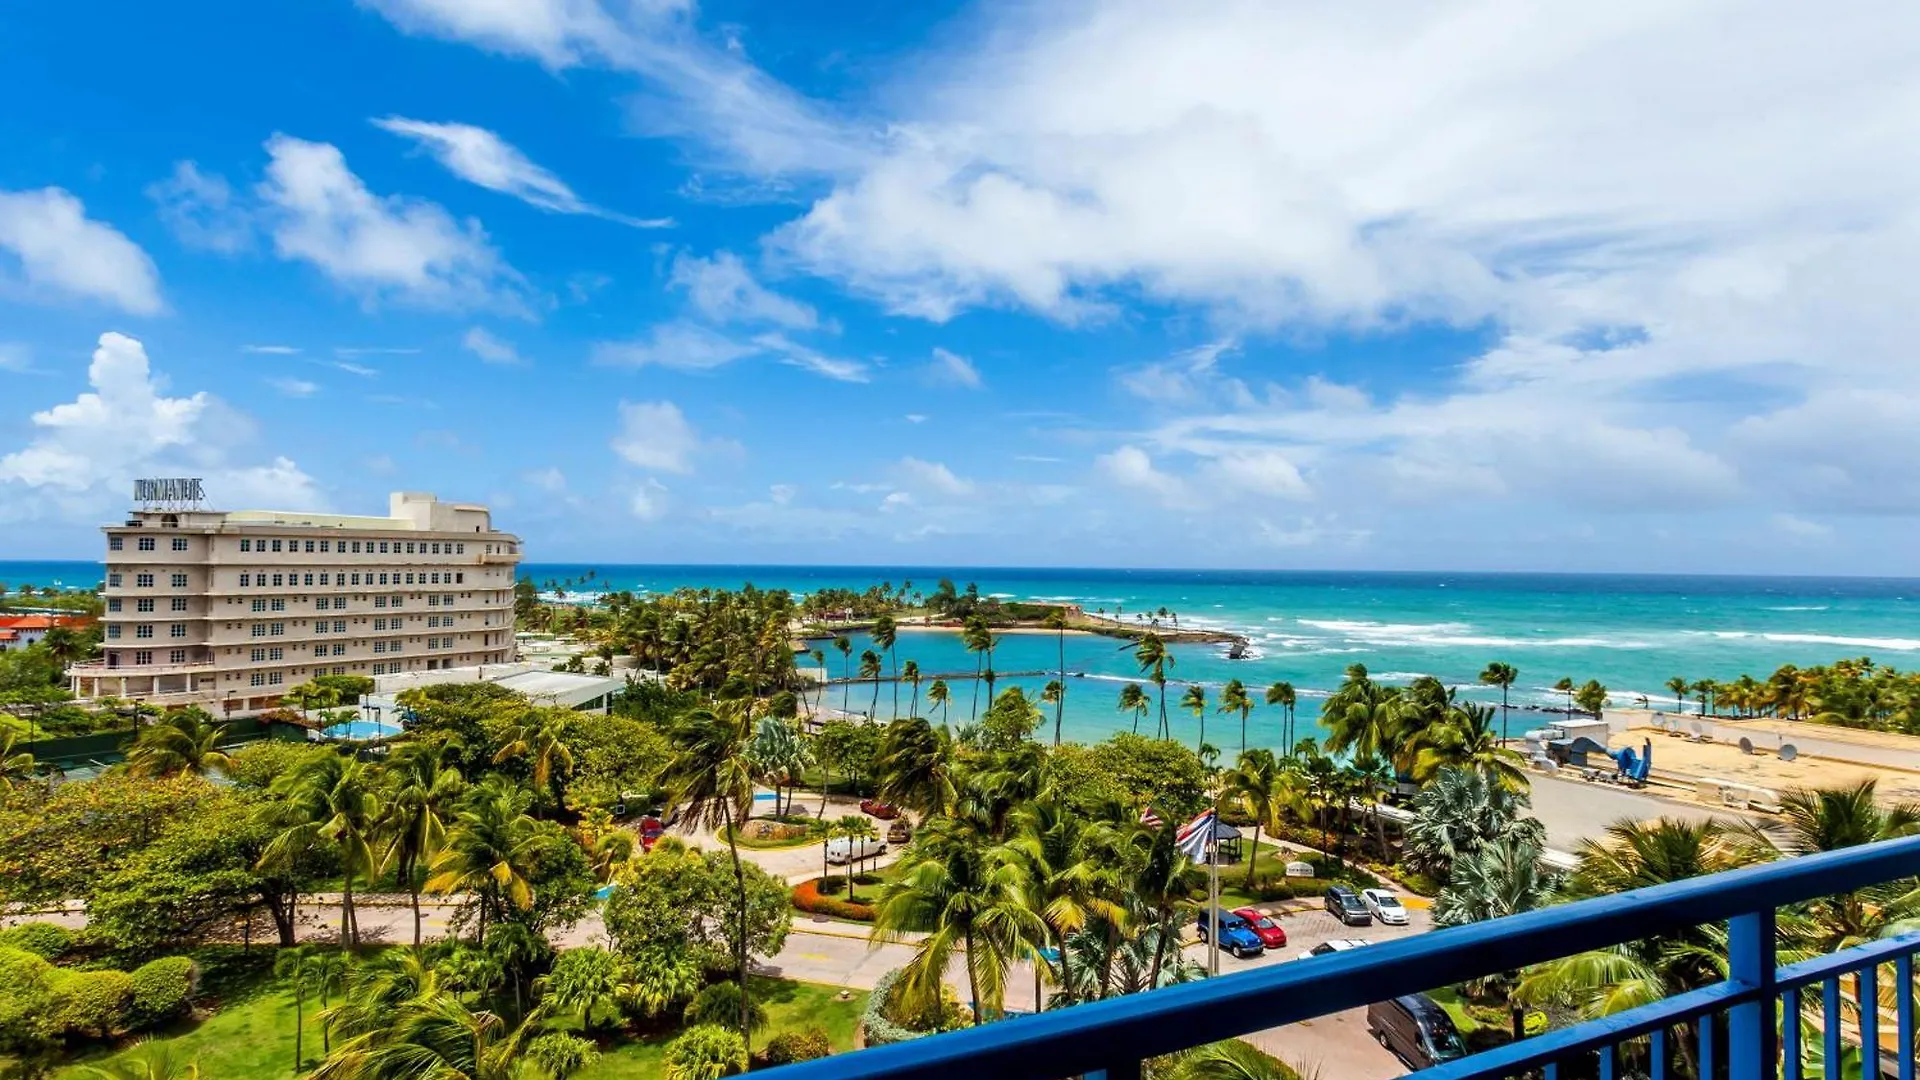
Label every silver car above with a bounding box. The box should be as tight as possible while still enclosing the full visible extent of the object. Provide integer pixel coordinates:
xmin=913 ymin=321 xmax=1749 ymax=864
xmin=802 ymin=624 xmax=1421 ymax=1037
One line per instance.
xmin=1362 ymin=888 xmax=1409 ymax=926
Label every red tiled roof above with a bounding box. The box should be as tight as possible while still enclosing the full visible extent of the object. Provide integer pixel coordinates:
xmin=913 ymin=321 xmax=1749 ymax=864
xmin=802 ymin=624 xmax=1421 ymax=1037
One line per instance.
xmin=0 ymin=614 xmax=87 ymax=630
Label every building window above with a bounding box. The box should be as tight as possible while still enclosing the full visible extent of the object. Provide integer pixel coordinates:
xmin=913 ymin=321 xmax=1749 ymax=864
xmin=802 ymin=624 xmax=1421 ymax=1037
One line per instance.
xmin=251 ymin=672 xmax=265 ymax=687
xmin=372 ymin=663 xmax=386 ymax=675
xmin=252 ymin=599 xmax=266 ymax=612
xmin=456 ymin=572 xmax=464 ymax=584
xmin=333 ymin=597 xmax=347 ymax=610
xmin=332 ymin=644 xmax=346 ymax=657
xmin=107 ymin=598 xmax=122 ymax=612
xmin=350 ymin=573 xmax=360 ymax=585
xmin=107 ymin=625 xmax=121 ymax=639
xmin=135 ymin=651 xmax=153 ymax=665
xmin=316 ymin=598 xmax=329 ymax=610
xmin=240 ymin=539 xmax=252 ymax=552
xmin=270 ymin=623 xmax=285 ymax=636
xmin=373 ymin=641 xmax=386 ymax=654
xmin=251 ymin=647 xmax=266 ymax=662
xmin=319 ymin=541 xmax=330 ymax=553
xmin=251 ymin=625 xmax=266 ymax=637
xmin=332 ymin=620 xmax=346 ymax=633
xmin=172 ymin=537 xmax=189 ymax=551
xmin=404 ymin=572 xmax=414 ymax=585
xmin=314 ymin=621 xmax=327 ymax=634
xmin=375 ymin=597 xmax=387 ymax=609
xmin=271 ymin=539 xmax=282 ymax=552
xmin=137 ymin=598 xmax=155 ymax=613
xmin=108 ymin=573 xmax=122 ymax=587
xmin=240 ymin=573 xmax=251 ymax=587
xmin=271 ymin=599 xmax=285 ymax=612
xmin=314 ymin=644 xmax=327 ymax=657
xmin=392 ymin=596 xmax=403 ymax=608
xmin=305 ymin=540 xmax=315 ymax=553
xmin=109 ymin=536 xmax=124 ymax=551
xmin=136 ymin=624 xmax=154 ymax=639
xmin=171 ymin=573 xmax=188 ymax=588
xmin=138 ymin=536 xmax=155 ymax=551
xmin=136 ymin=573 xmax=154 ymax=587
xmin=171 ymin=598 xmax=187 ymax=612
xmin=169 ymin=649 xmax=186 ymax=663
xmin=303 ymin=573 xmax=314 ymax=586
xmin=272 ymin=574 xmax=284 ymax=587
xmin=170 ymin=624 xmax=186 ymax=638
xmin=269 ymin=647 xmax=283 ymax=660
xmin=319 ymin=573 xmax=329 ymax=585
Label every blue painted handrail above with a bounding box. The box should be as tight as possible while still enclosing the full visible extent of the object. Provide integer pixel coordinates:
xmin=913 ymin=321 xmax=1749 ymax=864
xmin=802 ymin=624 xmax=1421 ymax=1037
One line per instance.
xmin=763 ymin=834 xmax=1920 ymax=1080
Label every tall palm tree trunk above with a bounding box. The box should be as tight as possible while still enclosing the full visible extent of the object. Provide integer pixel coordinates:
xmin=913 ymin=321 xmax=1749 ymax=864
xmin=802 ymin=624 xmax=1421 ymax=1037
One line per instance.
xmin=1245 ymin=822 xmax=1263 ymax=886
xmin=721 ymin=799 xmax=753 ymax=1046
xmin=964 ymin=928 xmax=983 ymax=1023
xmin=889 ymin=645 xmax=899 ymax=720
xmin=1054 ymin=627 xmax=1066 ymax=745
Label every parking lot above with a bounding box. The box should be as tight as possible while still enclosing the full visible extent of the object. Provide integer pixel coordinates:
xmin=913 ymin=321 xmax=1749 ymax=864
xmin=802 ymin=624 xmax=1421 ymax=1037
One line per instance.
xmin=1182 ymin=889 xmax=1433 ymax=1079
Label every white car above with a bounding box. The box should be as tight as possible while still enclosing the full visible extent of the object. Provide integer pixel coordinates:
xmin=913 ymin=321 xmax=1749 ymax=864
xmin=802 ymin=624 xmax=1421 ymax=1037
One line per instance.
xmin=1297 ymin=938 xmax=1370 ymax=961
xmin=1362 ymin=888 xmax=1409 ymax=926
xmin=825 ymin=836 xmax=887 ymax=865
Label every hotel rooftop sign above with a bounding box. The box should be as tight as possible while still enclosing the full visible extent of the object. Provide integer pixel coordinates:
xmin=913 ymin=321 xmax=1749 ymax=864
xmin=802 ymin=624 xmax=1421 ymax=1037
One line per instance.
xmin=133 ymin=477 xmax=206 ymax=509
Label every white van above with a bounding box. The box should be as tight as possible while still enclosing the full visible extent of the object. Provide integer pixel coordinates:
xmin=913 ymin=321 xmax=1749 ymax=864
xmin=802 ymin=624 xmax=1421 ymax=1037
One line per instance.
xmin=825 ymin=836 xmax=888 ymax=865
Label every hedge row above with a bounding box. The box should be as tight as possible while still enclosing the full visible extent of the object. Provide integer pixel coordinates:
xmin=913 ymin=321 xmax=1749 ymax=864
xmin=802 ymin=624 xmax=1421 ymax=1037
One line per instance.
xmin=859 ymin=968 xmax=924 ymax=1047
xmin=0 ymin=947 xmax=196 ymax=1045
xmin=791 ymin=877 xmax=875 ymax=922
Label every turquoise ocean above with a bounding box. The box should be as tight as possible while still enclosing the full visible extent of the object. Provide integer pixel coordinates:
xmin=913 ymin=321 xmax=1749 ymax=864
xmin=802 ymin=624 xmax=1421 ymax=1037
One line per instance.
xmin=8 ymin=561 xmax=1918 ymax=748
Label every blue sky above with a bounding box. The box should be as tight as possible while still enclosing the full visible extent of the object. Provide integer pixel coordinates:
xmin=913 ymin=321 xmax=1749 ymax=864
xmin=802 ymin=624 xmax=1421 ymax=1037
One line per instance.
xmin=4 ymin=1 xmax=1920 ymax=574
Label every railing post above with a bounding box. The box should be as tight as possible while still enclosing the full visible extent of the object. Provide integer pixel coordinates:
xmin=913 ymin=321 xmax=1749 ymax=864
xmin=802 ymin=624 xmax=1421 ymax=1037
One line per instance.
xmin=1728 ymin=909 xmax=1778 ymax=1080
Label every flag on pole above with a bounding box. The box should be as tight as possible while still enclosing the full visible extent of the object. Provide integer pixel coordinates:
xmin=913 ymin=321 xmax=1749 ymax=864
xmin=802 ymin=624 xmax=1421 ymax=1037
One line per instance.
xmin=1139 ymin=806 xmax=1163 ymax=827
xmin=1175 ymin=808 xmax=1217 ymax=863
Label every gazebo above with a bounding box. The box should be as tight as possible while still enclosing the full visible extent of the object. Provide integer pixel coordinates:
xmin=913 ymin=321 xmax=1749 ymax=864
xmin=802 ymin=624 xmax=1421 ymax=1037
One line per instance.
xmin=1208 ymin=820 xmax=1244 ymax=864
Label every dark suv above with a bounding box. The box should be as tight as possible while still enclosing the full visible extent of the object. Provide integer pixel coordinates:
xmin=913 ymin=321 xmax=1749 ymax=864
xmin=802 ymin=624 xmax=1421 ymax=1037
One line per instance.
xmin=1324 ymin=885 xmax=1372 ymax=926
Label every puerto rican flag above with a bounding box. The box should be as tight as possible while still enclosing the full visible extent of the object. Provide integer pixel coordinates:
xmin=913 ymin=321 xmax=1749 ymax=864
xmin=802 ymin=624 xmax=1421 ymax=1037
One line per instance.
xmin=1139 ymin=806 xmax=1163 ymax=827
xmin=1175 ymin=808 xmax=1217 ymax=864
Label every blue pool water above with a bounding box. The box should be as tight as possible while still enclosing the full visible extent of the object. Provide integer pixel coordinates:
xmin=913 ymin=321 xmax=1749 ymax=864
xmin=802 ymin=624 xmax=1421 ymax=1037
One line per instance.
xmin=326 ymin=720 xmax=401 ymax=740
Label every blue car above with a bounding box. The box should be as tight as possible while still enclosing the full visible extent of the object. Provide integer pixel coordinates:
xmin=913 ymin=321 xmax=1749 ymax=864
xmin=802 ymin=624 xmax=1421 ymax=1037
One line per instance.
xmin=1196 ymin=908 xmax=1265 ymax=959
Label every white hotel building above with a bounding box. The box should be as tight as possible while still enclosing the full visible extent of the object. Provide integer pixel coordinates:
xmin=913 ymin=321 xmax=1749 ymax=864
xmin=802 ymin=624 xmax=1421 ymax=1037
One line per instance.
xmin=67 ymin=491 xmax=523 ymax=712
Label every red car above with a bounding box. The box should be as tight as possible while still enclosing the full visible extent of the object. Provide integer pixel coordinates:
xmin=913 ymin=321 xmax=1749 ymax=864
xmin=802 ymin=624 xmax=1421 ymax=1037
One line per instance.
xmin=1232 ymin=907 xmax=1288 ymax=948
xmin=860 ymin=799 xmax=900 ymax=819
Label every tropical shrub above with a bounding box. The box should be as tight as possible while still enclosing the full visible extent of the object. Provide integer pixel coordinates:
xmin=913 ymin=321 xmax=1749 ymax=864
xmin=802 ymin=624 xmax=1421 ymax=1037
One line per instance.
xmin=50 ymin=968 xmax=133 ymax=1038
xmin=0 ymin=921 xmax=72 ymax=959
xmin=527 ymin=1032 xmax=601 ymax=1079
xmin=0 ymin=947 xmax=59 ymax=1050
xmin=861 ymin=966 xmax=968 ymax=1046
xmin=662 ymin=1023 xmax=748 ymax=1080
xmin=683 ymin=981 xmax=767 ymax=1033
xmin=126 ymin=955 xmax=197 ymax=1027
xmin=791 ymin=878 xmax=875 ymax=921
xmin=1243 ymin=875 xmax=1296 ymax=903
xmin=760 ymin=1026 xmax=832 ymax=1065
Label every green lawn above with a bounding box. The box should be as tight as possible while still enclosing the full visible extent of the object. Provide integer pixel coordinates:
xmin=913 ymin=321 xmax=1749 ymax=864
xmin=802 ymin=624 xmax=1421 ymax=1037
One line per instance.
xmin=53 ymin=964 xmax=864 ymax=1080
xmin=575 ymin=978 xmax=866 ymax=1079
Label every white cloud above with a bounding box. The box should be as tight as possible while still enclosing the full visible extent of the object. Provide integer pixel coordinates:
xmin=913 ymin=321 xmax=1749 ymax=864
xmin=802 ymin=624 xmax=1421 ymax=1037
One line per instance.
xmin=372 ymin=116 xmax=670 ymax=227
xmin=462 ymin=326 xmax=525 ymax=365
xmin=0 ymin=332 xmax=321 ymax=523
xmin=0 ymin=188 xmax=163 ymax=314
xmin=750 ymin=333 xmax=868 ymax=383
xmin=266 ymin=377 xmax=319 ymax=398
xmin=524 ymin=466 xmax=569 ymax=493
xmin=896 ymin=456 xmax=974 ymax=498
xmin=0 ymin=344 xmax=32 ymax=373
xmin=768 ymin=483 xmax=796 ymax=504
xmin=904 ymin=414 xmax=928 ymax=424
xmin=610 ymin=399 xmax=734 ymax=474
xmin=927 ymin=347 xmax=982 ymax=389
xmin=257 ymin=134 xmax=527 ymax=312
xmin=670 ymin=251 xmax=817 ymax=329
xmin=243 ymin=344 xmax=301 ymax=355
xmin=593 ymin=321 xmax=760 ymax=371
xmin=629 ymin=478 xmax=670 ymax=520
xmin=1771 ymin=513 xmax=1832 ymax=541
xmin=1097 ymin=445 xmax=1188 ymax=506
xmin=147 ymin=161 xmax=254 ymax=253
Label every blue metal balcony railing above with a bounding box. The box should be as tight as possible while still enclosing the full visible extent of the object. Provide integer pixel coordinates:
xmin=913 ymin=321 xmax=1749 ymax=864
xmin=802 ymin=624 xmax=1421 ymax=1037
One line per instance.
xmin=768 ymin=834 xmax=1920 ymax=1080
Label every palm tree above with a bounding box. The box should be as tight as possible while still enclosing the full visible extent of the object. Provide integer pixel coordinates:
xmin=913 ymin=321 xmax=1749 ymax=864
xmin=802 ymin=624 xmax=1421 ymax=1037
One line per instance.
xmin=125 ymin=708 xmax=232 ymax=778
xmin=1043 ymin=607 xmax=1069 ymax=743
xmin=81 ymin=1042 xmax=205 ymax=1079
xmin=263 ymin=753 xmax=382 ymax=947
xmin=425 ymin=777 xmax=560 ymax=946
xmin=1264 ymin=681 xmax=1296 ymax=753
xmin=1322 ymin=664 xmax=1401 ymax=763
xmin=1179 ymin=684 xmax=1208 ymax=752
xmin=858 ymin=649 xmax=883 ymax=721
xmin=664 ymin=705 xmax=758 ymax=1042
xmin=832 ymin=635 xmax=852 ymax=714
xmin=1433 ymin=833 xmax=1559 ymax=1039
xmin=807 ymin=648 xmax=826 ymax=717
xmin=1409 ymin=703 xmax=1529 ymax=792
xmin=873 ymin=817 xmax=1041 ymax=1023
xmin=309 ymin=990 xmax=548 ymax=1080
xmin=873 ymin=614 xmax=900 ymax=721
xmin=1479 ymin=662 xmax=1519 ymax=742
xmin=1001 ymin=801 xmax=1126 ymax=1011
xmin=1173 ymin=1041 xmax=1298 ymax=1080
xmin=748 ymin=716 xmax=812 ymax=817
xmin=1117 ymin=683 xmax=1150 ymax=735
xmin=1219 ymin=679 xmax=1252 ymax=756
xmin=382 ymin=741 xmax=464 ymax=947
xmin=1658 ymin=672 xmax=1689 ymax=714
xmin=877 ymin=717 xmax=955 ymax=817
xmin=927 ymin=679 xmax=951 ymax=732
xmin=902 ymin=660 xmax=923 ymax=719
xmin=1131 ymin=634 xmax=1173 ymax=739
xmin=1737 ymin=780 xmax=1920 ymax=951
xmin=1040 ymin=681 xmax=1064 ymax=745
xmin=0 ymin=730 xmax=37 ymax=792
xmin=1690 ymin=679 xmax=1715 ymax=717
xmin=491 ymin=710 xmax=575 ymax=810
xmin=275 ymin=946 xmax=325 ymax=1073
xmin=1223 ymin=749 xmax=1294 ymax=886
xmin=284 ymin=682 xmax=341 ymax=725
xmin=834 ymin=815 xmax=876 ymax=900
xmin=963 ymin=617 xmax=993 ymax=722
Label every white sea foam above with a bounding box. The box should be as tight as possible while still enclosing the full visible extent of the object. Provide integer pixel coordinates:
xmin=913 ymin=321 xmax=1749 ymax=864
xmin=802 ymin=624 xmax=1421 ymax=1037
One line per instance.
xmin=1293 ymin=618 xmax=1650 ymax=649
xmin=1762 ymin=632 xmax=1920 ymax=651
xmin=1765 ymin=605 xmax=1830 ymax=612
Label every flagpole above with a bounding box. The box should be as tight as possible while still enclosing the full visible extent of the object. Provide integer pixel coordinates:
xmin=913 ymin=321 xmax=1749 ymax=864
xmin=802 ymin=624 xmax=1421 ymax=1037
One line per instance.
xmin=1208 ymin=787 xmax=1221 ymax=977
